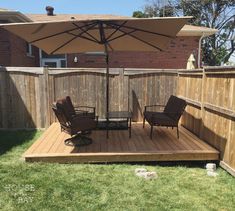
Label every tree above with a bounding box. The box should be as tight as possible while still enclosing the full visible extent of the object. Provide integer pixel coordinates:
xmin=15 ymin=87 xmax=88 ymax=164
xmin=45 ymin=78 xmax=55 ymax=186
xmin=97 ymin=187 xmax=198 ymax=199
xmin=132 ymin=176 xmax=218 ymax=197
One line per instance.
xmin=133 ymin=0 xmax=175 ymax=18
xmin=176 ymin=0 xmax=235 ymax=65
xmin=132 ymin=11 xmax=147 ymax=18
xmin=133 ymin=0 xmax=235 ymax=66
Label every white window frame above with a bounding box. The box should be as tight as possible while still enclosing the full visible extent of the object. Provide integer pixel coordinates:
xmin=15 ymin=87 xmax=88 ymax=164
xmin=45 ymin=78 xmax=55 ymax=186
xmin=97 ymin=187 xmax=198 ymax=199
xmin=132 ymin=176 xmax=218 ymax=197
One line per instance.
xmin=26 ymin=43 xmax=33 ymax=57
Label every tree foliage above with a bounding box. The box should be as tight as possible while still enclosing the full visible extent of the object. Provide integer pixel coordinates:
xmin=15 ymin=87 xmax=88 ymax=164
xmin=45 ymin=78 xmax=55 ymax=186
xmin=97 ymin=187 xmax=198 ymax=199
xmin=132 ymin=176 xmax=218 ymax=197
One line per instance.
xmin=133 ymin=0 xmax=235 ymax=66
xmin=134 ymin=0 xmax=176 ymax=17
xmin=132 ymin=11 xmax=147 ymax=18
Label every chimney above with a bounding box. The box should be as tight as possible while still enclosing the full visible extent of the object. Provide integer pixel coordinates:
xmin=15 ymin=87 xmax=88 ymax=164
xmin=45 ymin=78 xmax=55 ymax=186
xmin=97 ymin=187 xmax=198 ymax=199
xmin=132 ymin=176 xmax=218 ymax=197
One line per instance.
xmin=46 ymin=6 xmax=54 ymax=16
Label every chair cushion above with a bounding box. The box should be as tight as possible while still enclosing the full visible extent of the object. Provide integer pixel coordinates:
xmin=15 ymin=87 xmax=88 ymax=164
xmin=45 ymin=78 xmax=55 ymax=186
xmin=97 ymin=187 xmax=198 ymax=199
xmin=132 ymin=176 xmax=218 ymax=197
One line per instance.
xmin=145 ymin=111 xmax=177 ymax=126
xmin=143 ymin=111 xmax=157 ymax=118
xmin=71 ymin=116 xmax=97 ymax=132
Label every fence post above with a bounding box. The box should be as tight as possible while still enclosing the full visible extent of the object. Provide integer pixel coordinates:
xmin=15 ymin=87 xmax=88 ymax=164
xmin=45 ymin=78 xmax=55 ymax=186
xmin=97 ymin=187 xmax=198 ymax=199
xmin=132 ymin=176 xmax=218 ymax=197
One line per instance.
xmin=199 ymin=67 xmax=205 ymax=139
xmin=119 ymin=68 xmax=124 ymax=111
xmin=0 ymin=68 xmax=7 ymax=128
xmin=43 ymin=67 xmax=50 ymax=128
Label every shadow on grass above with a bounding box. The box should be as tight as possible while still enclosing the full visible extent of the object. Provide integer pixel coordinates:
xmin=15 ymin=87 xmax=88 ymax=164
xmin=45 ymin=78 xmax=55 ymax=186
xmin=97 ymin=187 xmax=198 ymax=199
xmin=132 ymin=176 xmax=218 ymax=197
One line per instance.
xmin=0 ymin=130 xmax=37 ymax=155
xmin=93 ymin=161 xmax=220 ymax=169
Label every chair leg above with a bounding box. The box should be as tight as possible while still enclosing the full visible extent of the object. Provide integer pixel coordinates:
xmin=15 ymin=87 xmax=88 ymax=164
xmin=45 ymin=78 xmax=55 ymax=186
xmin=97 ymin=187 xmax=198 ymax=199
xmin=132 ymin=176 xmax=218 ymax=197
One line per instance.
xmin=177 ymin=126 xmax=179 ymax=139
xmin=143 ymin=117 xmax=145 ymax=128
xmin=150 ymin=125 xmax=153 ymax=139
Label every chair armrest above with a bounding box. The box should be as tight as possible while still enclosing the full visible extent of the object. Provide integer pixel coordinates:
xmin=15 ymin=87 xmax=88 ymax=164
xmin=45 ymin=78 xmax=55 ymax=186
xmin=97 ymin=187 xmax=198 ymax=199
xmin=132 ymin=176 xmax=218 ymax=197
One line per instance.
xmin=74 ymin=106 xmax=95 ymax=114
xmin=74 ymin=105 xmax=95 ymax=109
xmin=144 ymin=104 xmax=165 ymax=112
xmin=71 ymin=114 xmax=94 ymax=122
xmin=73 ymin=109 xmax=88 ymax=114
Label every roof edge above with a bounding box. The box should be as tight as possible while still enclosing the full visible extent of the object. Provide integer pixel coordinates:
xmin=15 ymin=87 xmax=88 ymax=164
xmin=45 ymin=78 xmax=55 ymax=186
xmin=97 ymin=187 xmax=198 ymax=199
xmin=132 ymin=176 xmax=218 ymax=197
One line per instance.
xmin=177 ymin=25 xmax=218 ymax=37
xmin=0 ymin=10 xmax=32 ymax=22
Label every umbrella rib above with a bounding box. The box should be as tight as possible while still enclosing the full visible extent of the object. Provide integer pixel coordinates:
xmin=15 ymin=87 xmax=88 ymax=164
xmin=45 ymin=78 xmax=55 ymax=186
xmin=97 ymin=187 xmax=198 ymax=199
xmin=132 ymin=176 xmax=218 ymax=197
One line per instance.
xmin=105 ymin=21 xmax=128 ymax=41
xmin=50 ymin=36 xmax=78 ymax=54
xmin=107 ymin=42 xmax=114 ymax=51
xmin=50 ymin=22 xmax=98 ymax=54
xmin=67 ymin=32 xmax=99 ymax=44
xmin=107 ymin=29 xmax=137 ymax=42
xmin=32 ymin=23 xmax=47 ymax=34
xmin=72 ymin=22 xmax=100 ymax=43
xmin=29 ymin=21 xmax=96 ymax=44
xmin=116 ymin=27 xmax=163 ymax=51
xmin=108 ymin=22 xmax=174 ymax=38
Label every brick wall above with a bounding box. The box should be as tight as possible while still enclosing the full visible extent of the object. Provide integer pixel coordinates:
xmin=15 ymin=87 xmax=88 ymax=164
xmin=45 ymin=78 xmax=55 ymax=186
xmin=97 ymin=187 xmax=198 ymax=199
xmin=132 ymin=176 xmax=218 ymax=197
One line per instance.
xmin=67 ymin=37 xmax=199 ymax=69
xmin=0 ymin=29 xmax=11 ymax=66
xmin=0 ymin=29 xmax=39 ymax=67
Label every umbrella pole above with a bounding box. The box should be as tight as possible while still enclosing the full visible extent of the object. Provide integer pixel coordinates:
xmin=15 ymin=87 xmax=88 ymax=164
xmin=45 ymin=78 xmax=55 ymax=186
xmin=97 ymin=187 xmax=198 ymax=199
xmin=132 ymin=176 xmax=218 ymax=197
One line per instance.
xmin=98 ymin=21 xmax=110 ymax=137
xmin=105 ymin=44 xmax=109 ymax=138
xmin=105 ymin=50 xmax=109 ymax=116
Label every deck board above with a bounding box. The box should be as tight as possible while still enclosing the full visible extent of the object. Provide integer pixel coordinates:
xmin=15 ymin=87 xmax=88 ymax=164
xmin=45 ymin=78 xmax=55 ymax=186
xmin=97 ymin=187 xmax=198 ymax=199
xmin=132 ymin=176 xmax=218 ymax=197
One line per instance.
xmin=24 ymin=123 xmax=219 ymax=163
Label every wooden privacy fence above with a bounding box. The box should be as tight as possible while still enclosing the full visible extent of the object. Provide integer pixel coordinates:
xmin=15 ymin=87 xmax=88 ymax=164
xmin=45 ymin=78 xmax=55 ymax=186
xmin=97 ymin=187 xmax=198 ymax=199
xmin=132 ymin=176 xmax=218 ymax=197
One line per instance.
xmin=178 ymin=66 xmax=235 ymax=173
xmin=0 ymin=67 xmax=177 ymax=129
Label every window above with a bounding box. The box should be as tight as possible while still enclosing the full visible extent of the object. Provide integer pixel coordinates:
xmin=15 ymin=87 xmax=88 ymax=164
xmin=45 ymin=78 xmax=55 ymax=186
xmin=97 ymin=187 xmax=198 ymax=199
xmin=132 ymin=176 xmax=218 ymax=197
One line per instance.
xmin=60 ymin=60 xmax=66 ymax=67
xmin=26 ymin=43 xmax=33 ymax=56
xmin=40 ymin=50 xmax=67 ymax=68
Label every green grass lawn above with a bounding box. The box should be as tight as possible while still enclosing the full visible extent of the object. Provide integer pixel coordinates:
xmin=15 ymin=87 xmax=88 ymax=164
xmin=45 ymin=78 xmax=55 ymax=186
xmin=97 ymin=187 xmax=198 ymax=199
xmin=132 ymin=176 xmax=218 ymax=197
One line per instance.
xmin=0 ymin=130 xmax=235 ymax=211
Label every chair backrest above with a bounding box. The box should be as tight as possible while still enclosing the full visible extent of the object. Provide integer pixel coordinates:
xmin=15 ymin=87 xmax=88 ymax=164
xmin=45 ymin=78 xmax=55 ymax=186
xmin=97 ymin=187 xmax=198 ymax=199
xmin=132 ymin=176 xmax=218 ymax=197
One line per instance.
xmin=52 ymin=102 xmax=72 ymax=134
xmin=164 ymin=95 xmax=187 ymax=121
xmin=56 ymin=98 xmax=73 ymax=120
xmin=65 ymin=96 xmax=76 ymax=116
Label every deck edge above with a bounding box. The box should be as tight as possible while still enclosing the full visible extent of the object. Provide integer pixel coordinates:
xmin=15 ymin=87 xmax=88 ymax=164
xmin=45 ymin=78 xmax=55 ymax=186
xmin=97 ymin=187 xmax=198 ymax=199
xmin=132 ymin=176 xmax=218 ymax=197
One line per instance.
xmin=24 ymin=151 xmax=219 ymax=163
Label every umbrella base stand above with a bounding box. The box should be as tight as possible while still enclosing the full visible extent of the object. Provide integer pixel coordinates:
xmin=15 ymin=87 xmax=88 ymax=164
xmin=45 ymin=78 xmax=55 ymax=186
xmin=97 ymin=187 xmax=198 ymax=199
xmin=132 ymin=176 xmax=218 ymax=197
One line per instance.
xmin=64 ymin=134 xmax=92 ymax=147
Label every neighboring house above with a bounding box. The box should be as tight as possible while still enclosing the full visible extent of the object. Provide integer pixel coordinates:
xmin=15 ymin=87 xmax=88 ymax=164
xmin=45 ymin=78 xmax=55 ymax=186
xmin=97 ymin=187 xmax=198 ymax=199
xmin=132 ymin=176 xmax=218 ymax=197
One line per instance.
xmin=0 ymin=8 xmax=40 ymax=67
xmin=0 ymin=8 xmax=217 ymax=68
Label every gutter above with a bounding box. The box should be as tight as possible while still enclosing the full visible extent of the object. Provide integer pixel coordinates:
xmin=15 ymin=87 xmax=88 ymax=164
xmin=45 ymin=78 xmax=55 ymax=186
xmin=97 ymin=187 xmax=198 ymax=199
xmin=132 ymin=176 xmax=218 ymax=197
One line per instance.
xmin=198 ymin=32 xmax=206 ymax=68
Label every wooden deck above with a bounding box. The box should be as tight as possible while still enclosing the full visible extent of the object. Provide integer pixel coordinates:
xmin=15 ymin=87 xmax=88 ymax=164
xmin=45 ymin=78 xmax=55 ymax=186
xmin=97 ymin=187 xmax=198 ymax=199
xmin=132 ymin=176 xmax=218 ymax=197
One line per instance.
xmin=24 ymin=123 xmax=219 ymax=163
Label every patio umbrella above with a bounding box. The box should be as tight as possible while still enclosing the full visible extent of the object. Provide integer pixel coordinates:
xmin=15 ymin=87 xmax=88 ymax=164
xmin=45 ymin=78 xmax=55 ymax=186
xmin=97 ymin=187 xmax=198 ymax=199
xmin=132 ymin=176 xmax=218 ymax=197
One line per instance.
xmin=1 ymin=16 xmax=191 ymax=116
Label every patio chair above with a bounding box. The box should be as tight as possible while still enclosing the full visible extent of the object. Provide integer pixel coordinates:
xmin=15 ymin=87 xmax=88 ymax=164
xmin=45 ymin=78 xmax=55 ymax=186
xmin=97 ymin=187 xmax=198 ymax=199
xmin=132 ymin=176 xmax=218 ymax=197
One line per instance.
xmin=143 ymin=95 xmax=187 ymax=139
xmin=52 ymin=99 xmax=97 ymax=146
xmin=65 ymin=96 xmax=96 ymax=119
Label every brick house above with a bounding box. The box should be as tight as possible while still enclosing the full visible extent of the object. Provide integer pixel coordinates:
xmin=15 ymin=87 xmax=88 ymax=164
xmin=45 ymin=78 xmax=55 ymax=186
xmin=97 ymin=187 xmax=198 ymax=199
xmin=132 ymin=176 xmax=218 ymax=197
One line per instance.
xmin=0 ymin=8 xmax=217 ymax=69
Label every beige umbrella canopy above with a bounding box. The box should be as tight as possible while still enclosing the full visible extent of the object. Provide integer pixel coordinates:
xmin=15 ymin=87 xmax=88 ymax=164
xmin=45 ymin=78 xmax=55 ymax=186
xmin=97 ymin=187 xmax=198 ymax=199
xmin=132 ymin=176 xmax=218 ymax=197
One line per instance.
xmin=1 ymin=16 xmax=191 ymax=115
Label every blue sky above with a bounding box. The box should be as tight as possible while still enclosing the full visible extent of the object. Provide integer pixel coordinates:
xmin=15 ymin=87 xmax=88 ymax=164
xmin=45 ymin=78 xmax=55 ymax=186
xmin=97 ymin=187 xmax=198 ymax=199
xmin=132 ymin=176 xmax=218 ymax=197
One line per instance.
xmin=1 ymin=0 xmax=146 ymax=16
